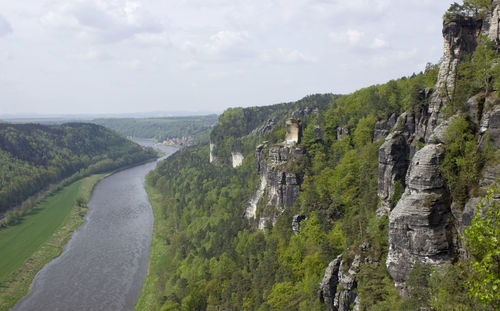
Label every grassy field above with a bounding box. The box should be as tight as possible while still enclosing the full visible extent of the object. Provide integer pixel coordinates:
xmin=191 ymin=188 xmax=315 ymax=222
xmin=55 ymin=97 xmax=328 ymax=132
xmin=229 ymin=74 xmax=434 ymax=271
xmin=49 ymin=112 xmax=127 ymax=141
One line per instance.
xmin=134 ymin=183 xmax=168 ymax=311
xmin=0 ymin=174 xmax=105 ymax=311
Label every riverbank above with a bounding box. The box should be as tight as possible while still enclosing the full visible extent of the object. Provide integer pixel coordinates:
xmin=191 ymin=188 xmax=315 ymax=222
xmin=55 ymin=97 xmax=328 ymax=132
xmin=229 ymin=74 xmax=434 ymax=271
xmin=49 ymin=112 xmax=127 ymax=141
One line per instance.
xmin=134 ymin=182 xmax=168 ymax=311
xmin=0 ymin=174 xmax=105 ymax=311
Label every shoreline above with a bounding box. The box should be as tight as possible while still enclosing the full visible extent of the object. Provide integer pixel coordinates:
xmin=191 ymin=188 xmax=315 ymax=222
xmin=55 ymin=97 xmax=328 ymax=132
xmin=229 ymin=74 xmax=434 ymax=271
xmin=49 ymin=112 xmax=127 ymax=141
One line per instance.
xmin=133 ymin=182 xmax=168 ymax=311
xmin=0 ymin=174 xmax=105 ymax=311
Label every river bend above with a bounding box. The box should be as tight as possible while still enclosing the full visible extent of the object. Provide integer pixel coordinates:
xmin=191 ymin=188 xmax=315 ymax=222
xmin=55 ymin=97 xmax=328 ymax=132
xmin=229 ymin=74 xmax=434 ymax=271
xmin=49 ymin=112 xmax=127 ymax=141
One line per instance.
xmin=11 ymin=141 xmax=176 ymax=311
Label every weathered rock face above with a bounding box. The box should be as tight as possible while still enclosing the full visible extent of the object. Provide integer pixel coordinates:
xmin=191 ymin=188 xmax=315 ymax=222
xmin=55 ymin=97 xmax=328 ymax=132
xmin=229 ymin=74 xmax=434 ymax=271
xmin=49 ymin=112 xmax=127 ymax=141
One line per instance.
xmin=245 ymin=143 xmax=304 ymax=228
xmin=373 ymin=113 xmax=397 ymax=142
xmin=377 ymin=131 xmax=410 ymax=216
xmin=387 ymin=144 xmax=452 ymax=296
xmin=209 ymin=142 xmax=217 ymax=164
xmin=292 ymin=214 xmax=306 ymax=234
xmin=319 ymin=255 xmax=360 ymax=311
xmin=425 ymin=14 xmax=482 ymax=140
xmin=285 ymin=118 xmax=301 ymax=145
xmin=481 ymin=0 xmax=500 ymax=43
xmin=336 ymin=126 xmax=349 ymax=140
xmin=231 ymin=151 xmax=244 ymax=168
xmin=251 ymin=118 xmax=277 ymax=136
xmin=264 ymin=145 xmax=303 ymax=211
xmin=292 ymin=106 xmax=320 ymax=118
xmin=382 ymin=8 xmax=494 ymax=296
xmin=320 ymin=255 xmax=342 ymax=311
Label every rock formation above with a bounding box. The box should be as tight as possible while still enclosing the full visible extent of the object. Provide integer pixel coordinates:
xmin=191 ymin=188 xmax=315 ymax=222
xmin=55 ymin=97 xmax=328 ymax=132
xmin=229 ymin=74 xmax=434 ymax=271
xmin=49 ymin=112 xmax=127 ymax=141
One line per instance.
xmin=373 ymin=113 xmax=397 ymax=142
xmin=209 ymin=142 xmax=217 ymax=164
xmin=319 ymin=254 xmax=360 ymax=311
xmin=292 ymin=214 xmax=307 ymax=234
xmin=383 ymin=3 xmax=500 ymax=296
xmin=231 ymin=151 xmax=244 ymax=168
xmin=285 ymin=118 xmax=301 ymax=145
xmin=245 ymin=119 xmax=305 ymax=229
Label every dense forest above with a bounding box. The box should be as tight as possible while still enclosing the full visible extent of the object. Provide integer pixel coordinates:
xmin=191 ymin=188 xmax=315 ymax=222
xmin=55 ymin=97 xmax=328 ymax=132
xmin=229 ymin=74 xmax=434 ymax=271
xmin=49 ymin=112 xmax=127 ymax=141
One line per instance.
xmin=92 ymin=115 xmax=218 ymax=144
xmin=142 ymin=1 xmax=500 ymax=310
xmin=145 ymin=69 xmax=438 ymax=311
xmin=0 ymin=123 xmax=156 ymax=217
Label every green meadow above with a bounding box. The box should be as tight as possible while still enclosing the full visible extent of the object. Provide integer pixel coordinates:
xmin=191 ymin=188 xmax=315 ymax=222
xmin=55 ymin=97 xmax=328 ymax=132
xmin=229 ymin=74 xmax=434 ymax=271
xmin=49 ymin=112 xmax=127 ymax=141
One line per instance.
xmin=134 ymin=183 xmax=168 ymax=311
xmin=0 ymin=174 xmax=104 ymax=311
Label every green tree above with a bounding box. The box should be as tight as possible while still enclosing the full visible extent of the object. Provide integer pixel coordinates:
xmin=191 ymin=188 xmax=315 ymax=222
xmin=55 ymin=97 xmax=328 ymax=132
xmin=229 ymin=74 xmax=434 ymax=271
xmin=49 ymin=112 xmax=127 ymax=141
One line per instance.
xmin=440 ymin=116 xmax=480 ymax=206
xmin=464 ymin=187 xmax=500 ymax=307
xmin=472 ymin=38 xmax=499 ymax=94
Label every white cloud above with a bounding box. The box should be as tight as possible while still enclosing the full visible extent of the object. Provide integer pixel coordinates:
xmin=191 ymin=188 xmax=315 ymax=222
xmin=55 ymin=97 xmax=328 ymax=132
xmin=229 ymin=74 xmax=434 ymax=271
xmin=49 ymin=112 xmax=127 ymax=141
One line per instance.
xmin=330 ymin=29 xmax=364 ymax=45
xmin=72 ymin=49 xmax=112 ymax=62
xmin=0 ymin=0 xmax=457 ymax=115
xmin=181 ymin=30 xmax=254 ymax=62
xmin=261 ymin=48 xmax=317 ymax=64
xmin=0 ymin=15 xmax=13 ymax=37
xmin=205 ymin=31 xmax=249 ymax=55
xmin=40 ymin=0 xmax=164 ymax=43
xmin=370 ymin=37 xmax=387 ymax=49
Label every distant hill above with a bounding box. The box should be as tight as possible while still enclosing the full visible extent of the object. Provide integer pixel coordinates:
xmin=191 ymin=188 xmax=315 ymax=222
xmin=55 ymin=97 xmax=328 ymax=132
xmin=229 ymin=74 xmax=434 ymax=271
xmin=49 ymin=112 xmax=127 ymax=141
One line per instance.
xmin=0 ymin=122 xmax=156 ymax=213
xmin=92 ymin=115 xmax=218 ymax=145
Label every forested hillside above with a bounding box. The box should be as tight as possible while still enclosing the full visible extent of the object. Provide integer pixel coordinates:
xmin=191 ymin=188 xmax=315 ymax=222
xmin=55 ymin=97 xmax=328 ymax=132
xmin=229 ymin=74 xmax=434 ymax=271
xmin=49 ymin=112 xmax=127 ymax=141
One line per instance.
xmin=92 ymin=115 xmax=218 ymax=144
xmin=0 ymin=123 xmax=156 ymax=214
xmin=141 ymin=1 xmax=500 ymax=310
xmin=143 ymin=68 xmax=437 ymax=311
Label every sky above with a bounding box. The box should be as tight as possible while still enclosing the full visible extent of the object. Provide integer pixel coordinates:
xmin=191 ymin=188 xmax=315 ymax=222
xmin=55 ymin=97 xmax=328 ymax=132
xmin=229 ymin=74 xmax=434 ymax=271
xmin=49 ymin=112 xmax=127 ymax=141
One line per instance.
xmin=0 ymin=0 xmax=456 ymax=116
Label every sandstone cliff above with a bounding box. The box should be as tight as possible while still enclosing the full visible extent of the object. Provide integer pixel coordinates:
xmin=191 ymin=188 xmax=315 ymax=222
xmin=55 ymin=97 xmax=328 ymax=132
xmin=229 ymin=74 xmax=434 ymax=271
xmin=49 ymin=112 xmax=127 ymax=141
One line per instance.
xmin=382 ymin=1 xmax=500 ymax=296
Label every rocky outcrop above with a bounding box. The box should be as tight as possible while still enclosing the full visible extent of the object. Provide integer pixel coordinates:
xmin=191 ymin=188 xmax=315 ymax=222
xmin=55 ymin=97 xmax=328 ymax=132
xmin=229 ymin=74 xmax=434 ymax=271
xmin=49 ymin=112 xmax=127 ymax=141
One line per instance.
xmin=425 ymin=14 xmax=482 ymax=140
xmin=320 ymin=255 xmax=342 ymax=310
xmin=292 ymin=106 xmax=320 ymax=118
xmin=481 ymin=0 xmax=500 ymax=44
xmin=377 ymin=131 xmax=410 ymax=216
xmin=231 ymin=151 xmax=244 ymax=168
xmin=373 ymin=113 xmax=397 ymax=142
xmin=285 ymin=118 xmax=301 ymax=145
xmin=251 ymin=118 xmax=277 ymax=136
xmin=264 ymin=145 xmax=303 ymax=210
xmin=382 ymin=6 xmax=498 ymax=296
xmin=320 ymin=254 xmax=360 ymax=311
xmin=336 ymin=126 xmax=349 ymax=140
xmin=209 ymin=142 xmax=217 ymax=164
xmin=292 ymin=214 xmax=306 ymax=234
xmin=386 ymin=144 xmax=452 ymax=296
xmin=245 ymin=142 xmax=304 ymax=228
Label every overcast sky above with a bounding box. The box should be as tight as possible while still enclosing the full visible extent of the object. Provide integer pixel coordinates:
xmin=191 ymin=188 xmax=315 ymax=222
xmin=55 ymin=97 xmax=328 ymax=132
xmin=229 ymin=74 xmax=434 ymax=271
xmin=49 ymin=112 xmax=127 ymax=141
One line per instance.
xmin=0 ymin=0 xmax=455 ymax=116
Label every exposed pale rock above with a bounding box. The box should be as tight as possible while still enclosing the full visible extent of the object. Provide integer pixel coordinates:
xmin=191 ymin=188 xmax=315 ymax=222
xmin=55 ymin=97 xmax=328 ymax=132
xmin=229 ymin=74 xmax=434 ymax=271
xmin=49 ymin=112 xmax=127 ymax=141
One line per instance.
xmin=336 ymin=126 xmax=349 ymax=140
xmin=285 ymin=118 xmax=301 ymax=145
xmin=209 ymin=142 xmax=217 ymax=164
xmin=292 ymin=214 xmax=306 ymax=234
xmin=231 ymin=151 xmax=244 ymax=168
xmin=246 ymin=143 xmax=303 ymax=227
xmin=481 ymin=1 xmax=500 ymax=43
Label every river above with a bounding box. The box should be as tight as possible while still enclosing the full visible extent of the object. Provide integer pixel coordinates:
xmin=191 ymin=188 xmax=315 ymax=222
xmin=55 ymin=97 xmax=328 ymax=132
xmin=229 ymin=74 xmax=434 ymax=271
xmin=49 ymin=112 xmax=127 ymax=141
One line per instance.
xmin=11 ymin=140 xmax=177 ymax=311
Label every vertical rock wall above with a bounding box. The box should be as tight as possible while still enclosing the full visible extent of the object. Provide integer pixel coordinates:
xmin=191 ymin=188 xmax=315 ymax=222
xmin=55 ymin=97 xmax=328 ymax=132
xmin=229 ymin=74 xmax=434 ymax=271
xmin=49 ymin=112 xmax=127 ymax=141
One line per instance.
xmin=383 ymin=4 xmax=500 ymax=296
